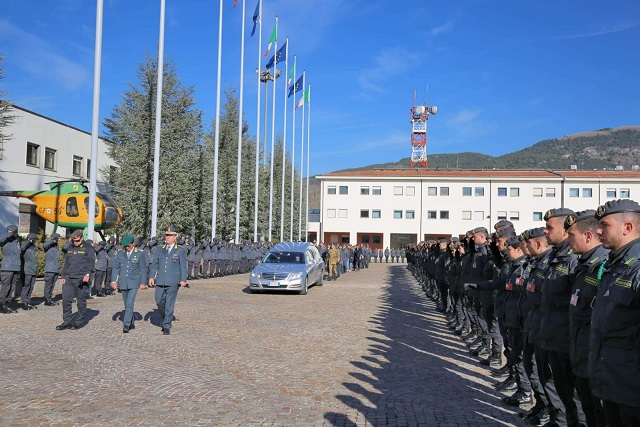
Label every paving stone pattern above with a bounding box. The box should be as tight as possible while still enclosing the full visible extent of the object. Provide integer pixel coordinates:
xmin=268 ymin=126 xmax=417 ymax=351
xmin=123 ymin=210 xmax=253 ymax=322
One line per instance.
xmin=0 ymin=264 xmax=526 ymax=426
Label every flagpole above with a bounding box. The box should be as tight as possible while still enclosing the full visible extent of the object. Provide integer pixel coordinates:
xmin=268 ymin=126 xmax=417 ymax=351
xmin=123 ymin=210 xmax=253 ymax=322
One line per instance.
xmin=253 ymin=0 xmax=262 ymax=242
xmin=267 ymin=15 xmax=278 ymax=242
xmin=279 ymin=37 xmax=288 ymax=242
xmin=289 ymin=55 xmax=296 ymax=241
xmin=150 ymin=0 xmax=165 ymax=238
xmin=305 ymin=84 xmax=311 ymax=241
xmin=211 ymin=0 xmax=224 ymax=239
xmin=235 ymin=0 xmax=246 ymax=244
xmin=297 ymin=71 xmax=305 ymax=241
xmin=87 ymin=0 xmax=104 ymax=239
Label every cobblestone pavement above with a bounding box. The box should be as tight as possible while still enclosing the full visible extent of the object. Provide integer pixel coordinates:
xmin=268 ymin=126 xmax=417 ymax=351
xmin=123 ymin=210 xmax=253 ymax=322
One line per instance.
xmin=0 ymin=263 xmax=528 ymax=426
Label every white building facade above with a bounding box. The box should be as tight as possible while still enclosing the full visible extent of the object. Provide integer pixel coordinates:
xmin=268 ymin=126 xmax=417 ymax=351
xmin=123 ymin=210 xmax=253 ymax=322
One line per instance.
xmin=315 ymin=169 xmax=640 ymax=249
xmin=0 ymin=105 xmax=116 ymax=235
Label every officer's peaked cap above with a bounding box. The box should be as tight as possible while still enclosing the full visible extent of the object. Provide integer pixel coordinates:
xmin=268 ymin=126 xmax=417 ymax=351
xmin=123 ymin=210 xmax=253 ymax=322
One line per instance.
xmin=165 ymin=226 xmax=178 ymax=235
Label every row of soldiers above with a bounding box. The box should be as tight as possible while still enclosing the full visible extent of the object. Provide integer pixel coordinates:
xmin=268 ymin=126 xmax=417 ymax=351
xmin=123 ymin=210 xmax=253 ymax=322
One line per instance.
xmin=0 ymin=228 xmax=274 ymax=312
xmin=406 ymin=199 xmax=640 ymax=427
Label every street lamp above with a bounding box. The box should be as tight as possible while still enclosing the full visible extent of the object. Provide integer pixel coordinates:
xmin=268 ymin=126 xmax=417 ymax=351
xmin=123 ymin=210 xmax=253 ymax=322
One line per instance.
xmin=257 ymin=68 xmax=281 ymax=167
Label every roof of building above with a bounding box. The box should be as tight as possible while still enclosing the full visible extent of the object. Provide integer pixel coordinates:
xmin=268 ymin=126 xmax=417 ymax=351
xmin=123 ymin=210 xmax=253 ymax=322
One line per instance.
xmin=317 ymin=169 xmax=640 ymax=179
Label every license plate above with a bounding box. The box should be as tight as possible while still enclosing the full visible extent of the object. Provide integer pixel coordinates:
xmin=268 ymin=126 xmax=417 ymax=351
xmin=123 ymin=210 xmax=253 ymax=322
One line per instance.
xmin=268 ymin=282 xmax=280 ymax=287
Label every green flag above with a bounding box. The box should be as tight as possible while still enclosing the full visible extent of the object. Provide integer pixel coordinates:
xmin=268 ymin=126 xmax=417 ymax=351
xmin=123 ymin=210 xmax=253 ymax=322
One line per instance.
xmin=263 ymin=24 xmax=277 ymax=58
xmin=295 ymin=88 xmax=309 ymax=109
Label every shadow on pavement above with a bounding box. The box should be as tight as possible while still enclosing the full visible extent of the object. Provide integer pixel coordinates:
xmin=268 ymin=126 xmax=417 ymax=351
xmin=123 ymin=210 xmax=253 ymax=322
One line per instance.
xmin=324 ymin=265 xmax=525 ymax=426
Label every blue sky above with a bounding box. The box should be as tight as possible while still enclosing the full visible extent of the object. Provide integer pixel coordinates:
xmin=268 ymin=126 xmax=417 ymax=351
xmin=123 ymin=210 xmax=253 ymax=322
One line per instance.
xmin=2 ymin=0 xmax=639 ymax=176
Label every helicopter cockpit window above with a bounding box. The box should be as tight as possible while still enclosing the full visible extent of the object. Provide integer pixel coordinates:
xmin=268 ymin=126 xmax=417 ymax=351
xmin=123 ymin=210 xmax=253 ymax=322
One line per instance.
xmin=66 ymin=197 xmax=79 ymax=217
xmin=83 ymin=197 xmax=100 ymax=217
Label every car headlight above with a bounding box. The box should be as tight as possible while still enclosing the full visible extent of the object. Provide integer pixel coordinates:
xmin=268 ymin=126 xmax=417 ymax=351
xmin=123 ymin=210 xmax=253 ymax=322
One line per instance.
xmin=250 ymin=272 xmax=261 ymax=278
xmin=289 ymin=272 xmax=304 ymax=280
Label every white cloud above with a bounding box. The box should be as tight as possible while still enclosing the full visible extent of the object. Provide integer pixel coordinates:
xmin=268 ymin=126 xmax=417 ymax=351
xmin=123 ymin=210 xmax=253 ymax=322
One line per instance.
xmin=543 ymin=21 xmax=638 ymax=40
xmin=357 ymin=47 xmax=419 ymax=94
xmin=430 ymin=20 xmax=454 ymax=37
xmin=0 ymin=19 xmax=89 ymax=91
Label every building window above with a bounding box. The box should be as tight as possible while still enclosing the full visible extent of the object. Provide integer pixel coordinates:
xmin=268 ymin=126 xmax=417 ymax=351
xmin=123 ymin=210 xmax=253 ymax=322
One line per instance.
xmin=428 ymin=187 xmax=437 ymax=196
xmin=73 ymin=156 xmax=83 ymax=176
xmin=66 ymin=197 xmax=79 ymax=217
xmin=394 ymin=210 xmax=403 ymax=219
xmin=475 ymin=187 xmax=485 ymax=196
xmin=462 ymin=211 xmax=472 ymax=220
xmin=510 ymin=211 xmax=520 ymax=221
xmin=26 ymin=143 xmax=40 ymax=166
xmin=338 ymin=209 xmax=348 ymax=218
xmin=463 ymin=187 xmax=472 ymax=196
xmin=621 ymin=188 xmax=631 ymax=198
xmin=372 ymin=186 xmax=381 ymax=195
xmin=533 ymin=187 xmax=543 ymax=197
xmin=406 ymin=210 xmax=415 ymax=219
xmin=44 ymin=148 xmax=56 ymax=171
xmin=546 ymin=188 xmax=556 ymax=197
xmin=497 ymin=187 xmax=507 ymax=197
xmin=394 ymin=186 xmax=403 ymax=195
xmin=606 ymin=188 xmax=616 ymax=198
xmin=360 ymin=186 xmax=370 ymax=195
xmin=86 ymin=159 xmax=91 ymax=179
xmin=510 ymin=187 xmax=520 ymax=197
xmin=427 ymin=210 xmax=437 ymax=219
xmin=361 ymin=235 xmax=370 ymax=244
xmin=583 ymin=188 xmax=593 ymax=197
xmin=440 ymin=210 xmax=450 ymax=219
xmin=339 ymin=186 xmax=348 ymax=195
xmin=327 ymin=209 xmax=336 ymax=218
xmin=373 ymin=235 xmax=381 ymax=244
xmin=406 ymin=186 xmax=415 ymax=196
xmin=474 ymin=211 xmax=484 ymax=220
xmin=372 ymin=210 xmax=381 ymax=218
xmin=497 ymin=211 xmax=507 ymax=220
xmin=328 ymin=186 xmax=336 ymax=195
xmin=360 ymin=209 xmax=369 ymax=218
xmin=533 ymin=212 xmax=543 ymax=221
xmin=440 ymin=187 xmax=449 ymax=196
xmin=569 ymin=188 xmax=580 ymax=197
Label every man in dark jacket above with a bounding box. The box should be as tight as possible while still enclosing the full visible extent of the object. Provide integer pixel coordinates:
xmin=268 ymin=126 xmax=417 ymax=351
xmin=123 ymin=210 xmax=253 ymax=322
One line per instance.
xmin=20 ymin=233 xmax=39 ymax=310
xmin=57 ymin=230 xmax=96 ymax=330
xmin=0 ymin=224 xmax=21 ymax=314
xmin=94 ymin=241 xmax=108 ymax=297
xmin=43 ymin=233 xmax=61 ymax=306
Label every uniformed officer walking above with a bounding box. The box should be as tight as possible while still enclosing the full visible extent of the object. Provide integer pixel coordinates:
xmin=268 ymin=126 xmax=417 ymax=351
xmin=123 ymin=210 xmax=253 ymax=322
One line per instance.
xmin=148 ymin=226 xmax=187 ymax=335
xmin=57 ymin=230 xmax=96 ymax=330
xmin=110 ymin=234 xmax=147 ymax=333
xmin=0 ymin=224 xmax=21 ymax=314
xmin=43 ymin=233 xmax=61 ymax=306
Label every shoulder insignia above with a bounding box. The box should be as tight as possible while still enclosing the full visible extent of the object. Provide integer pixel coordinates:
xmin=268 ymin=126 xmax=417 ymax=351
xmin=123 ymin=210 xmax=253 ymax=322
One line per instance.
xmin=588 ymin=257 xmax=600 ymax=265
xmin=542 ymin=259 xmax=549 ymax=264
xmin=625 ymin=257 xmax=636 ymax=265
xmin=134 ymin=248 xmax=138 ymax=253
xmin=615 ymin=278 xmax=632 ymax=288
xmin=584 ymin=276 xmax=598 ymax=286
xmin=555 ymin=266 xmax=568 ymax=274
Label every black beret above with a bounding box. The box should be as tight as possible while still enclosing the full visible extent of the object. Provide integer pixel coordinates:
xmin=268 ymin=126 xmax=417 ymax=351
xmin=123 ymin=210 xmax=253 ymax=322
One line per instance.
xmin=595 ymin=199 xmax=640 ymax=220
xmin=27 ymin=233 xmax=37 ymax=240
xmin=496 ymin=226 xmax=516 ymax=238
xmin=528 ymin=227 xmax=546 ymax=239
xmin=71 ymin=230 xmax=83 ymax=238
xmin=564 ymin=209 xmax=596 ymax=229
xmin=473 ymin=227 xmax=489 ymax=234
xmin=544 ymin=208 xmax=575 ymax=221
xmin=7 ymin=224 xmax=18 ymax=233
xmin=506 ymin=236 xmax=521 ymax=248
xmin=438 ymin=238 xmax=447 ymax=244
xmin=494 ymin=220 xmax=514 ymax=230
xmin=451 ymin=236 xmax=460 ymax=242
xmin=51 ymin=233 xmax=61 ymax=239
xmin=519 ymin=231 xmax=528 ymax=241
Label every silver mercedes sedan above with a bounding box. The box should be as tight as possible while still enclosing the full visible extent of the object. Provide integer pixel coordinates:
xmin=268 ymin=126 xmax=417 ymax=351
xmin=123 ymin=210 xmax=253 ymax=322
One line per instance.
xmin=249 ymin=242 xmax=324 ymax=295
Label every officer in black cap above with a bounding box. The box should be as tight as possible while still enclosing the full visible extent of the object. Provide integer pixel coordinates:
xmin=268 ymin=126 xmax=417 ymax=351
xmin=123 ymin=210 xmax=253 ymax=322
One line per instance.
xmin=43 ymin=233 xmax=61 ymax=306
xmin=57 ymin=230 xmax=96 ymax=330
xmin=0 ymin=224 xmax=21 ymax=313
xmin=540 ymin=208 xmax=585 ymax=427
xmin=590 ymin=199 xmax=640 ymax=426
xmin=20 ymin=232 xmax=39 ymax=310
xmin=564 ymin=210 xmax=608 ymax=427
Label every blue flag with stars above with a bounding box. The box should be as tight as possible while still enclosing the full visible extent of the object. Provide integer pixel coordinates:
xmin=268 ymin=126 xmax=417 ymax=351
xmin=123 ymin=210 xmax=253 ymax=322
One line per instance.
xmin=251 ymin=0 xmax=260 ymax=37
xmin=288 ymin=75 xmax=303 ymax=98
xmin=265 ymin=41 xmax=287 ymax=69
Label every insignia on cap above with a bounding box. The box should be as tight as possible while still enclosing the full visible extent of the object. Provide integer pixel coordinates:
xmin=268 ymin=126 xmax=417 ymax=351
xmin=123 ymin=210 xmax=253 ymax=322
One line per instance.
xmin=566 ymin=215 xmax=575 ymax=227
xmin=596 ymin=205 xmax=606 ymax=218
xmin=544 ymin=209 xmax=553 ymax=221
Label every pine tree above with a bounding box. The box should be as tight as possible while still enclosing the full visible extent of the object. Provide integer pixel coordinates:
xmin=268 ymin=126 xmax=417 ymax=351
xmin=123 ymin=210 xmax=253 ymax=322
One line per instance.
xmin=103 ymin=54 xmax=203 ymax=237
xmin=0 ymin=57 xmax=16 ymax=158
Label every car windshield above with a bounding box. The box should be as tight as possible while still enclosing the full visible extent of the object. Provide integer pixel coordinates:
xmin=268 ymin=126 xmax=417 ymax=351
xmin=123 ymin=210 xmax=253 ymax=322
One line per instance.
xmin=263 ymin=251 xmax=305 ymax=264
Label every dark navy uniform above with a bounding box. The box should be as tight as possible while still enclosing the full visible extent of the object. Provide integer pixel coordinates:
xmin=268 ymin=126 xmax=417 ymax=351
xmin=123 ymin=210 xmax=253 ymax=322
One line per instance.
xmin=59 ymin=232 xmax=96 ymax=329
xmin=20 ymin=233 xmax=39 ymax=309
xmin=43 ymin=234 xmax=61 ymax=305
xmin=0 ymin=225 xmax=21 ymax=313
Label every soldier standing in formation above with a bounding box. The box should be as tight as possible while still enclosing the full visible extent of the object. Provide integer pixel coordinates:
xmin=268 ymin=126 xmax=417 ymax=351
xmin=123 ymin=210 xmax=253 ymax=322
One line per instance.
xmin=0 ymin=225 xmax=20 ymax=314
xmin=43 ymin=233 xmax=61 ymax=306
xmin=19 ymin=232 xmax=38 ymax=310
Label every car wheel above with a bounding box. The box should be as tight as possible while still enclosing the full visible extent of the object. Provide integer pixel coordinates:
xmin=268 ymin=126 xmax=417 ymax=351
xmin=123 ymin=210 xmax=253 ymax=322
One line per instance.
xmin=249 ymin=288 xmax=261 ymax=294
xmin=299 ymin=277 xmax=308 ymax=295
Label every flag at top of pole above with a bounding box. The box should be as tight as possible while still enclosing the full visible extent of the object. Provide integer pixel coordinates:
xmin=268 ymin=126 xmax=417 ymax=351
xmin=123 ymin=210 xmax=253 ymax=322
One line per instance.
xmin=288 ymin=75 xmax=303 ymax=98
xmin=264 ymin=22 xmax=277 ymax=58
xmin=287 ymin=61 xmax=295 ymax=87
xmin=250 ymin=0 xmax=260 ymax=36
xmin=265 ymin=41 xmax=287 ymax=69
xmin=295 ymin=87 xmax=309 ymax=109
